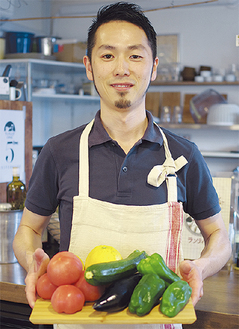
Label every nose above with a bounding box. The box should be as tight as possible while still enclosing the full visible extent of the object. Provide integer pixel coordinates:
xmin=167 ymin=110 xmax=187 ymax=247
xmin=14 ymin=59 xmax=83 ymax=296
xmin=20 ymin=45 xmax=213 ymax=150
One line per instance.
xmin=113 ymin=56 xmax=130 ymax=76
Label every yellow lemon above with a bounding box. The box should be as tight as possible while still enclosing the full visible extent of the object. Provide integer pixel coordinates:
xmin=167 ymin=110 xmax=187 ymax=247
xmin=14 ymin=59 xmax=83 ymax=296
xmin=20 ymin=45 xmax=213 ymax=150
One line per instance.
xmin=76 ymin=255 xmax=84 ymax=270
xmin=85 ymin=245 xmax=122 ymax=269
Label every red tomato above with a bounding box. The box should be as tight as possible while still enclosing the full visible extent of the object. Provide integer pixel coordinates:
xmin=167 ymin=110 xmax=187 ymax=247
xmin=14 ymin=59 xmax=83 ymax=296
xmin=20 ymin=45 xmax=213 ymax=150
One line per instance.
xmin=74 ymin=270 xmax=104 ymax=302
xmin=51 ymin=285 xmax=85 ymax=314
xmin=36 ymin=273 xmax=57 ymax=300
xmin=47 ymin=251 xmax=83 ymax=286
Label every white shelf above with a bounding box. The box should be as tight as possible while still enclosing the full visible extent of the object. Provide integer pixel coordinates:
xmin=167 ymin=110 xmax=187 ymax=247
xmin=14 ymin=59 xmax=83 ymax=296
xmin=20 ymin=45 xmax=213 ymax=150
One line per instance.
xmin=201 ymin=151 xmax=239 ymax=158
xmin=0 ymin=58 xmax=85 ymax=69
xmin=160 ymin=123 xmax=239 ymax=131
xmin=32 ymin=93 xmax=100 ymax=101
xmin=151 ymin=81 xmax=239 ymax=86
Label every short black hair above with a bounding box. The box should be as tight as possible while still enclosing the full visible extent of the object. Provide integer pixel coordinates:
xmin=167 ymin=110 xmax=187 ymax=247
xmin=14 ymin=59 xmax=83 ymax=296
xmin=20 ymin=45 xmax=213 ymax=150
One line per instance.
xmin=87 ymin=2 xmax=157 ymax=62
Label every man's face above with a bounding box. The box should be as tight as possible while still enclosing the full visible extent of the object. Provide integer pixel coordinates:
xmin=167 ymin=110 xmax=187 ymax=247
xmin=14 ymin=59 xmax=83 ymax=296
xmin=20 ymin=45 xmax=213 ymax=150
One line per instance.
xmin=84 ymin=21 xmax=158 ymax=112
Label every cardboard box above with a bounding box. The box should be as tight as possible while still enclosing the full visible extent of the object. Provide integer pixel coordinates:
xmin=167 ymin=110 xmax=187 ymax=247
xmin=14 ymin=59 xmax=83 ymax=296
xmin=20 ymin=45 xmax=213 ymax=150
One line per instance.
xmin=182 ymin=177 xmax=232 ymax=260
xmin=55 ymin=42 xmax=87 ymax=63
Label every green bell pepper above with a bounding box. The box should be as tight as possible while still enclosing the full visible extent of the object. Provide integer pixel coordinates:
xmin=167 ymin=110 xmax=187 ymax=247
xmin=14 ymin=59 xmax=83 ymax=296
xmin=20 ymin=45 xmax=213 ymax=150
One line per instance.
xmin=137 ymin=253 xmax=180 ymax=285
xmin=128 ymin=273 xmax=166 ymax=316
xmin=160 ymin=280 xmax=192 ymax=317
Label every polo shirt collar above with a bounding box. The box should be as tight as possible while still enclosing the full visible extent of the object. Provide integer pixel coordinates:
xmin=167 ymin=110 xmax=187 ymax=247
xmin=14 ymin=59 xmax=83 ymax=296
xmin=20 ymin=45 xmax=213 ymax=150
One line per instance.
xmin=88 ymin=110 xmax=164 ymax=147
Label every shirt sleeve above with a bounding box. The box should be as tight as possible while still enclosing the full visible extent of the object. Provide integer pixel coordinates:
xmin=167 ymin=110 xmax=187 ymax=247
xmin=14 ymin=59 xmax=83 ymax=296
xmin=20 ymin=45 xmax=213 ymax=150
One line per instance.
xmin=25 ymin=140 xmax=59 ymax=216
xmin=183 ymin=144 xmax=221 ymax=220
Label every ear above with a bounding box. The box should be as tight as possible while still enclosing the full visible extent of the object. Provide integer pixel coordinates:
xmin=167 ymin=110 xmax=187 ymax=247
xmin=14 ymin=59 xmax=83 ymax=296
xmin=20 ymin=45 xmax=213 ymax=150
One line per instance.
xmin=150 ymin=57 xmax=158 ymax=82
xmin=83 ymin=55 xmax=93 ymax=81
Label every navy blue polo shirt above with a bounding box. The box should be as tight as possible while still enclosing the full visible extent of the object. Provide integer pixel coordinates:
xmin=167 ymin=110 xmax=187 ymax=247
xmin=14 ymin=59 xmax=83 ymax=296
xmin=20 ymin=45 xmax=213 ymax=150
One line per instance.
xmin=25 ymin=110 xmax=220 ymax=251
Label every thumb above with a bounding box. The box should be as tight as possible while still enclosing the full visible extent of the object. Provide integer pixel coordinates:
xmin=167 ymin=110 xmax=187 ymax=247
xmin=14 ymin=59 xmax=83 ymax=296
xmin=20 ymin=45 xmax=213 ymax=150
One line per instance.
xmin=33 ymin=248 xmax=50 ymax=276
xmin=179 ymin=260 xmax=193 ymax=278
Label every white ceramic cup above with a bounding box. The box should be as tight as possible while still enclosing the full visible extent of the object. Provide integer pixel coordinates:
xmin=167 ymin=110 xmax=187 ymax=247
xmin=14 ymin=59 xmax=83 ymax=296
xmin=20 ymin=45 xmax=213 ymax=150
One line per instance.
xmin=9 ymin=87 xmax=22 ymax=101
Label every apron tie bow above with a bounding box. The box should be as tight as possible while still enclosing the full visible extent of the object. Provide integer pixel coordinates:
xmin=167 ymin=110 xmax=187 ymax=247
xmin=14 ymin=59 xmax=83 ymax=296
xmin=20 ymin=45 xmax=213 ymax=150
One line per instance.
xmin=147 ymin=155 xmax=188 ymax=188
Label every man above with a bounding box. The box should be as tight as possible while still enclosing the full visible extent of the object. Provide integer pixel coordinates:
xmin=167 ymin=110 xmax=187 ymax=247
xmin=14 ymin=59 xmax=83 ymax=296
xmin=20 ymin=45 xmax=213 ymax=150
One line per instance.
xmin=13 ymin=2 xmax=231 ymax=329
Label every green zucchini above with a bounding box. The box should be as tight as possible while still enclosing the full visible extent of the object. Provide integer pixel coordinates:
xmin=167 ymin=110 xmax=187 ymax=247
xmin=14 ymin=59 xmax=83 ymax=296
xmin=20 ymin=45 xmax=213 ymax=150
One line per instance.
xmin=84 ymin=250 xmax=147 ymax=286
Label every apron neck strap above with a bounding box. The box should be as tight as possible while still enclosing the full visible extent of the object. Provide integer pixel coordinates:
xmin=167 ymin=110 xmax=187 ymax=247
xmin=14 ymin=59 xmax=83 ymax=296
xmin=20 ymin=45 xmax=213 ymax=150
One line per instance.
xmin=78 ymin=119 xmax=180 ymax=202
xmin=152 ymin=123 xmax=179 ymax=202
xmin=78 ymin=119 xmax=95 ymax=196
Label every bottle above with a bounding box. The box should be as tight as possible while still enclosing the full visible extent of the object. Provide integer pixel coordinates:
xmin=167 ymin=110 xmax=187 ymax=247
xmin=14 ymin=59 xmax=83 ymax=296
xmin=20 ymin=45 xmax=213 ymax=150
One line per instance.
xmin=172 ymin=106 xmax=182 ymax=124
xmin=6 ymin=167 xmax=26 ymax=210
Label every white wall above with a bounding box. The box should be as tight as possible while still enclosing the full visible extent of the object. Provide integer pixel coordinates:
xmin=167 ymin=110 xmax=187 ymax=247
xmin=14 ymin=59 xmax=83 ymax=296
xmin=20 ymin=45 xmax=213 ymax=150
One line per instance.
xmin=148 ymin=4 xmax=239 ymax=71
xmin=0 ymin=0 xmax=51 ymax=36
xmin=52 ymin=2 xmax=239 ymax=73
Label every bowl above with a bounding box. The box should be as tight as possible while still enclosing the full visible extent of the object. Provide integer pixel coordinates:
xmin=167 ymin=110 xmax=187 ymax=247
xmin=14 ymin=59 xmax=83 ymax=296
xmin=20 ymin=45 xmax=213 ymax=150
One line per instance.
xmin=207 ymin=104 xmax=239 ymax=125
xmin=181 ymin=67 xmax=196 ymax=81
xmin=195 ymin=76 xmax=204 ymax=82
xmin=200 ymin=70 xmax=211 ymax=78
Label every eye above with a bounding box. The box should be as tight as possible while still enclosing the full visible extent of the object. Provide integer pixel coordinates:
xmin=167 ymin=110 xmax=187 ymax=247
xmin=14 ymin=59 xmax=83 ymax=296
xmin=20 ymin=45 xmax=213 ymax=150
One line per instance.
xmin=102 ymin=54 xmax=114 ymax=60
xmin=130 ymin=54 xmax=143 ymax=60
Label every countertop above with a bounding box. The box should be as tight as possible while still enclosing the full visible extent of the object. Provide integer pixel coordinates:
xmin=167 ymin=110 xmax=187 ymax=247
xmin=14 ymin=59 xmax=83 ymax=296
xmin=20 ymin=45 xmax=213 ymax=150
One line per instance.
xmin=0 ymin=262 xmax=28 ymax=304
xmin=0 ymin=263 xmax=238 ymax=328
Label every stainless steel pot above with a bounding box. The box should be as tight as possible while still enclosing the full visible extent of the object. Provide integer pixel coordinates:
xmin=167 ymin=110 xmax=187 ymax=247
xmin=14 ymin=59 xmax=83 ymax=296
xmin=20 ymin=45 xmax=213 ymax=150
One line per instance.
xmin=0 ymin=208 xmax=22 ymax=263
xmin=35 ymin=37 xmax=57 ymax=56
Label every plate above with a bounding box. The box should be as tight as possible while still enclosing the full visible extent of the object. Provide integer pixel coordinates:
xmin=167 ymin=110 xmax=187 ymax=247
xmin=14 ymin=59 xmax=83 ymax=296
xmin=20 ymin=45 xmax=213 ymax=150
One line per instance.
xmin=30 ymin=298 xmax=196 ymax=325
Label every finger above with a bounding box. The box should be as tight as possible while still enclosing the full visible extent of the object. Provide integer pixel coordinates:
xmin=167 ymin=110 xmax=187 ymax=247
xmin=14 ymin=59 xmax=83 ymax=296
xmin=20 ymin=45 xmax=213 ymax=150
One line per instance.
xmin=33 ymin=248 xmax=50 ymax=276
xmin=38 ymin=255 xmax=50 ymax=277
xmin=25 ymin=273 xmax=38 ymax=308
xmin=200 ymin=286 xmax=204 ymax=299
xmin=191 ymin=281 xmax=204 ymax=306
xmin=179 ymin=260 xmax=193 ymax=278
xmin=191 ymin=288 xmax=200 ymax=306
xmin=25 ymin=286 xmax=36 ymax=308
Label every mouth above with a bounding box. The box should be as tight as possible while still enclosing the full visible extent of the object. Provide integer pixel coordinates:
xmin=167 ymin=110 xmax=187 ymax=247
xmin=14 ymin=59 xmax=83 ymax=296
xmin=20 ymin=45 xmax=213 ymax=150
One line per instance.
xmin=110 ymin=83 xmax=134 ymax=92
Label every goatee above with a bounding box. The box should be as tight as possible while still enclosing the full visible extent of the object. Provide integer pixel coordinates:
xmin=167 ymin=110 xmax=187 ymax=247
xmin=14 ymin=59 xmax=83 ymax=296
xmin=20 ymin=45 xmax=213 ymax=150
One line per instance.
xmin=115 ymin=93 xmax=131 ymax=109
xmin=115 ymin=99 xmax=131 ymax=109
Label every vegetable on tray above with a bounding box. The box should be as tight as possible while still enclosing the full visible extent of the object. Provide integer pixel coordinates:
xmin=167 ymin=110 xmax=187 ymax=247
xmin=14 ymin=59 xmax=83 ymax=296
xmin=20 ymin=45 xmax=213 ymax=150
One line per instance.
xmin=160 ymin=280 xmax=192 ymax=317
xmin=137 ymin=253 xmax=181 ymax=285
xmin=35 ymin=249 xmax=193 ymax=319
xmin=93 ymin=272 xmax=142 ymax=312
xmin=128 ymin=273 xmax=166 ymax=316
xmin=85 ymin=250 xmax=147 ymax=286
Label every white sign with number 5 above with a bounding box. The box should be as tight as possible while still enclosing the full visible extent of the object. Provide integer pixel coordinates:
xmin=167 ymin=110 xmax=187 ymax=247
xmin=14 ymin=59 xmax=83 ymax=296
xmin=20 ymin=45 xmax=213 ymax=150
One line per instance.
xmin=0 ymin=109 xmax=25 ymax=183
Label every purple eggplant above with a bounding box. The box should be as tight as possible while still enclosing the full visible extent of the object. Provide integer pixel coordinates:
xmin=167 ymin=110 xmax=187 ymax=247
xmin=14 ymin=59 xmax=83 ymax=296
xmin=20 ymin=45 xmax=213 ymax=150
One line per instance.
xmin=93 ymin=272 xmax=142 ymax=312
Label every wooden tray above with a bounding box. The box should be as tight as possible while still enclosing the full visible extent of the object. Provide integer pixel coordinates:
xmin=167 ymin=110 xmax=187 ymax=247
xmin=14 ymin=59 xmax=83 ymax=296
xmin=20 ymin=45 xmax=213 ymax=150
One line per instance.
xmin=30 ymin=298 xmax=196 ymax=325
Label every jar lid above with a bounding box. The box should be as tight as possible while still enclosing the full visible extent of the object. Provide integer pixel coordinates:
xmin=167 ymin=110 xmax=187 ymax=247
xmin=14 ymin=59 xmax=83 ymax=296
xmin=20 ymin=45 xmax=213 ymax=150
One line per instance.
xmin=0 ymin=203 xmax=12 ymax=211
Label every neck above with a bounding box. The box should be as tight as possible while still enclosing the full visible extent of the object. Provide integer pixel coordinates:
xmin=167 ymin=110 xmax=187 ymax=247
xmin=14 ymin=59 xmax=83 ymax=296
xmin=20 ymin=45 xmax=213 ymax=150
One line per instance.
xmin=100 ymin=108 xmax=148 ymax=154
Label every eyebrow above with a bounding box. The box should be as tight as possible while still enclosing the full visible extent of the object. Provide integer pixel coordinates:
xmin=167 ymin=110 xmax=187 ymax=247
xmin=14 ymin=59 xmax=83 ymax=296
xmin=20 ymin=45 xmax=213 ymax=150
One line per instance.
xmin=98 ymin=44 xmax=147 ymax=51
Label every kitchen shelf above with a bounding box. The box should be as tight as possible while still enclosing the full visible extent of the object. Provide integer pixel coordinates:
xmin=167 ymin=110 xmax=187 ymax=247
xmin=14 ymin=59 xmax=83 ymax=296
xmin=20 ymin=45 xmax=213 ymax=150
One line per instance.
xmin=32 ymin=93 xmax=99 ymax=101
xmin=0 ymin=58 xmax=90 ymax=101
xmin=0 ymin=58 xmax=85 ymax=69
xmin=151 ymin=81 xmax=239 ymax=86
xmin=201 ymin=151 xmax=239 ymax=158
xmin=160 ymin=123 xmax=239 ymax=131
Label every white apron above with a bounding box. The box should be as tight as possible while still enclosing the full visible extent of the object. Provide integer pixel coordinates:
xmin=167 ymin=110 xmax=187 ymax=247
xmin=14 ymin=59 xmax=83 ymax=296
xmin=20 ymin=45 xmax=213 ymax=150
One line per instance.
xmin=56 ymin=119 xmax=187 ymax=329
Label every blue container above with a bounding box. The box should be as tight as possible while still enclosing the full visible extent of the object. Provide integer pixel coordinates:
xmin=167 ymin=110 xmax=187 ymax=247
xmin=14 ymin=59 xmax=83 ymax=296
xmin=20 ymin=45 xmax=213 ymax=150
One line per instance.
xmin=5 ymin=32 xmax=35 ymax=54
